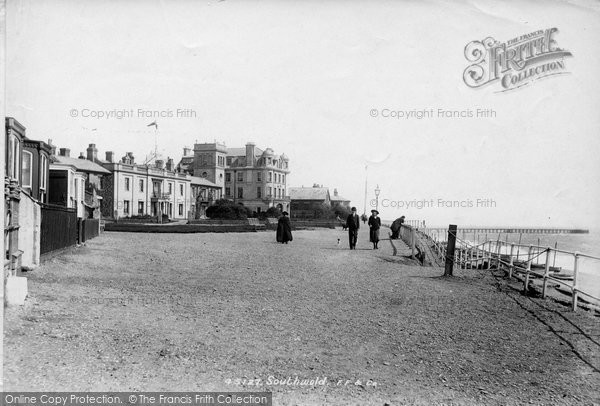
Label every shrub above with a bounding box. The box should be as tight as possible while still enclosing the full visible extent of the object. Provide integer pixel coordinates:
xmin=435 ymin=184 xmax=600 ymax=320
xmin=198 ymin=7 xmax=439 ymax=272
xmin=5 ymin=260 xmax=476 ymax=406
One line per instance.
xmin=206 ymin=199 xmax=252 ymax=219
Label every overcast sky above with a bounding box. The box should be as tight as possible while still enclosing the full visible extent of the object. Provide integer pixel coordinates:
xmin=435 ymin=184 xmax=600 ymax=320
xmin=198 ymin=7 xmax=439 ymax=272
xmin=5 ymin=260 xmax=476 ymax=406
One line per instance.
xmin=6 ymin=0 xmax=600 ymax=227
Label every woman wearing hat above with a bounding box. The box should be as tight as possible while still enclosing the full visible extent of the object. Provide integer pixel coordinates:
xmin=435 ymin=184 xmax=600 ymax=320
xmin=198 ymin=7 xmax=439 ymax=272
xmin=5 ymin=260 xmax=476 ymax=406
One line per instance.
xmin=276 ymin=211 xmax=293 ymax=244
xmin=368 ymin=209 xmax=381 ymax=249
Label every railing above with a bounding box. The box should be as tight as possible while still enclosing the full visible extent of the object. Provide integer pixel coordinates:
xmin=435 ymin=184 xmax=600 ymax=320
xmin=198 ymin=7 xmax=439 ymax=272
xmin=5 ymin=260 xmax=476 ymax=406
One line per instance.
xmin=152 ymin=192 xmax=171 ymax=199
xmin=419 ymin=226 xmax=600 ymax=311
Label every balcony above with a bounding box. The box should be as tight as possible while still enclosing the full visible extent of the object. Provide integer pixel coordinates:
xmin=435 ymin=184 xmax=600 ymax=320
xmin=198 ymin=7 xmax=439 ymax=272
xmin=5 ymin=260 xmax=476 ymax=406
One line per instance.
xmin=151 ymin=192 xmax=172 ymax=200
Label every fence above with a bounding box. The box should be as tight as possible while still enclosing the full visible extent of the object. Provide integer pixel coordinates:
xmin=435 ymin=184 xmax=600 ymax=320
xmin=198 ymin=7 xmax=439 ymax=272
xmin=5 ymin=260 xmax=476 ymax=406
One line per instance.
xmin=420 ymin=226 xmax=600 ymax=312
xmin=41 ymin=204 xmax=102 ymax=255
xmin=81 ymin=218 xmax=100 ymax=242
xmin=40 ymin=204 xmax=78 ymax=255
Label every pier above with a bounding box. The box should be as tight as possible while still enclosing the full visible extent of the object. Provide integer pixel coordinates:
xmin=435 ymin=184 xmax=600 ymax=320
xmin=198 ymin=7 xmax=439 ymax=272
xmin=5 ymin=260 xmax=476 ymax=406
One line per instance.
xmin=399 ymin=221 xmax=589 ymax=234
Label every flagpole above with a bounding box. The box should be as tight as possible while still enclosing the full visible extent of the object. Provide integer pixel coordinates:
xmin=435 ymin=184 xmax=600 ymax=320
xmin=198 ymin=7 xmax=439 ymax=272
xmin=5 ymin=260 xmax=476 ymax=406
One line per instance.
xmin=363 ymin=164 xmax=368 ymax=216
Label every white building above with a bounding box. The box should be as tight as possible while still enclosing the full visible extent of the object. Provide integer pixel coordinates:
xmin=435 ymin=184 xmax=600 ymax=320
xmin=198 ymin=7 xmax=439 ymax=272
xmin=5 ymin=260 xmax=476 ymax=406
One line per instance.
xmin=100 ymin=151 xmax=192 ymax=220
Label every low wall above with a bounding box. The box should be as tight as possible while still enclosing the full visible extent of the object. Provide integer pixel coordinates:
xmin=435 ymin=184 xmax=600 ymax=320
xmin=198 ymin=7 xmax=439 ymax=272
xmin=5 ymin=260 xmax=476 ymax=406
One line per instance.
xmin=188 ymin=219 xmax=251 ymax=225
xmin=290 ymin=220 xmax=338 ymax=230
xmin=104 ymin=223 xmax=265 ymax=233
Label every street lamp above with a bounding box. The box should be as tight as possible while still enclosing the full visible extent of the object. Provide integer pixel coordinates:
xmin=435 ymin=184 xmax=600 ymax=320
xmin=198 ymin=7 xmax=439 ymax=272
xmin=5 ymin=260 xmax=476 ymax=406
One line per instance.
xmin=374 ymin=184 xmax=381 ymax=212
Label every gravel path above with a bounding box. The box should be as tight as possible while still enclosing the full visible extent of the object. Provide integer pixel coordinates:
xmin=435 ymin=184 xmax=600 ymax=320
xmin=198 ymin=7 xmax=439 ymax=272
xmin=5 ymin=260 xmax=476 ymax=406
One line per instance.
xmin=4 ymin=229 xmax=600 ymax=405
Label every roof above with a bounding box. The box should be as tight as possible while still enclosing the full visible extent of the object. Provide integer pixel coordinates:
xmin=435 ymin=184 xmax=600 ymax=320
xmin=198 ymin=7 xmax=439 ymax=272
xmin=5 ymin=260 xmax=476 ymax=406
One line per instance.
xmin=52 ymin=156 xmax=111 ymax=174
xmin=226 ymin=147 xmax=264 ymax=157
xmin=288 ymin=187 xmax=330 ymax=201
xmin=190 ymin=176 xmax=219 ymax=187
xmin=331 ymin=194 xmax=350 ymax=202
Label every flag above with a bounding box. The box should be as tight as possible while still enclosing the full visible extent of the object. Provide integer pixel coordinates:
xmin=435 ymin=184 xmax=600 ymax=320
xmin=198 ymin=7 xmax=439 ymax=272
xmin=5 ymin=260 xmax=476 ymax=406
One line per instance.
xmin=147 ymin=121 xmax=158 ymax=129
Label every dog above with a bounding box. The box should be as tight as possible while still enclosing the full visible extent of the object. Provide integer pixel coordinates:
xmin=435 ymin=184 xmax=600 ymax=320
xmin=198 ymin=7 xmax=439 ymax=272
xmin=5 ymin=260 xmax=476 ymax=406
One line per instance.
xmin=342 ymin=223 xmax=348 ymax=231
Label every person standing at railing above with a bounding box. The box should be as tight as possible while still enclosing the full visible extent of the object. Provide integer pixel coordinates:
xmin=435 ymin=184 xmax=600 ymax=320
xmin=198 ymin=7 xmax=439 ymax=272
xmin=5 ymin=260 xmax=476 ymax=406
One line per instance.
xmin=368 ymin=209 xmax=381 ymax=249
xmin=346 ymin=207 xmax=360 ymax=249
xmin=390 ymin=215 xmax=405 ymax=239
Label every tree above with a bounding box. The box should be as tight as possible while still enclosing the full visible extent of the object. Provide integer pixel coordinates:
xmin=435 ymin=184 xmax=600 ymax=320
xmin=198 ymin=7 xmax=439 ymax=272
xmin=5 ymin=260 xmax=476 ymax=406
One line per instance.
xmin=332 ymin=203 xmax=351 ymax=219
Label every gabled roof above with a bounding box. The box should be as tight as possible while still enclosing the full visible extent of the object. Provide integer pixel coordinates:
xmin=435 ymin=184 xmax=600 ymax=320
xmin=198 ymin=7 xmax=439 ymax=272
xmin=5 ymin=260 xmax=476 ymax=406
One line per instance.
xmin=52 ymin=156 xmax=111 ymax=175
xmin=289 ymin=187 xmax=330 ymax=201
xmin=190 ymin=176 xmax=219 ymax=187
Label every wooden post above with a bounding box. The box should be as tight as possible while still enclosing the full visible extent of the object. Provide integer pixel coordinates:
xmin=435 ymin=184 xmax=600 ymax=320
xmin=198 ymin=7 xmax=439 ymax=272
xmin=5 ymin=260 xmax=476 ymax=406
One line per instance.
xmin=542 ymin=248 xmax=551 ymax=299
xmin=411 ymin=227 xmax=416 ymax=259
xmin=444 ymin=225 xmax=457 ymax=276
xmin=572 ymin=253 xmax=579 ymax=311
xmin=508 ymin=244 xmax=515 ymax=279
xmin=524 ymin=260 xmax=532 ymax=294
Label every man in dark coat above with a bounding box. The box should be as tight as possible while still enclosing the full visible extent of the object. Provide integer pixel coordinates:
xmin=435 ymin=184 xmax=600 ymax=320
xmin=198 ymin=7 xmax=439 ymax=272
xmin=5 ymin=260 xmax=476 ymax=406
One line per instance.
xmin=368 ymin=209 xmax=381 ymax=249
xmin=276 ymin=211 xmax=293 ymax=244
xmin=390 ymin=215 xmax=405 ymax=239
xmin=346 ymin=207 xmax=360 ymax=249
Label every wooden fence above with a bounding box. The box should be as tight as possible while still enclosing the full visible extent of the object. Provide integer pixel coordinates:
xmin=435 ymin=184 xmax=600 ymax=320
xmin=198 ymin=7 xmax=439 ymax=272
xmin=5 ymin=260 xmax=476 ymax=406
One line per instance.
xmin=40 ymin=204 xmax=78 ymax=255
xmin=41 ymin=204 xmax=101 ymax=255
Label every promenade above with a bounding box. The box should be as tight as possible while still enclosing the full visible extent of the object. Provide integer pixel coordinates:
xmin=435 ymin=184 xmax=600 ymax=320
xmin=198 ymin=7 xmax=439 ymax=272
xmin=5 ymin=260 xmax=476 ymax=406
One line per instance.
xmin=4 ymin=229 xmax=599 ymax=405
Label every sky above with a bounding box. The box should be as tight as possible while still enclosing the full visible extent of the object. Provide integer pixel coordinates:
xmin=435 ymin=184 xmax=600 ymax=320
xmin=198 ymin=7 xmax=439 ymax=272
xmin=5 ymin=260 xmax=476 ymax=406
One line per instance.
xmin=6 ymin=0 xmax=600 ymax=227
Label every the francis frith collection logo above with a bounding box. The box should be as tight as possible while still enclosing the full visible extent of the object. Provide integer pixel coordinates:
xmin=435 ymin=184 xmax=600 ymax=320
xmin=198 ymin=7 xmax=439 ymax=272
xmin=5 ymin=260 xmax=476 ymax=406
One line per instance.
xmin=463 ymin=28 xmax=572 ymax=92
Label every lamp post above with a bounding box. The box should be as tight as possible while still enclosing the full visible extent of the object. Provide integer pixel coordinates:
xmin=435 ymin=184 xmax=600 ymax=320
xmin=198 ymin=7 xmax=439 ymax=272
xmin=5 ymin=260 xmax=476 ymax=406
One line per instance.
xmin=374 ymin=184 xmax=380 ymax=212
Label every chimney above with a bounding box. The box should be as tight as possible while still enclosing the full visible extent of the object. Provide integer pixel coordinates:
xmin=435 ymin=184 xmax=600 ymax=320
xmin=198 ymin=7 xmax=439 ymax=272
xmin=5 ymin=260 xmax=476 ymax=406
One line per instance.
xmin=183 ymin=147 xmax=191 ymax=156
xmin=246 ymin=142 xmax=255 ymax=167
xmin=155 ymin=159 xmax=164 ymax=169
xmin=105 ymin=151 xmax=114 ymax=163
xmin=166 ymin=158 xmax=174 ymax=171
xmin=59 ymin=148 xmax=70 ymax=157
xmin=334 ymin=188 xmax=338 ymax=197
xmin=78 ymin=152 xmax=86 ymax=159
xmin=87 ymin=143 xmax=98 ymax=162
xmin=48 ymin=139 xmax=56 ymax=155
xmin=127 ymin=152 xmax=135 ymax=164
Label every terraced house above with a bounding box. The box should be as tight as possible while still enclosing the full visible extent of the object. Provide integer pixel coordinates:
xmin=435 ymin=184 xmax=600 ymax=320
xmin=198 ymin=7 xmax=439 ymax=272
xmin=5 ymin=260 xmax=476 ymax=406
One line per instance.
xmin=99 ymin=151 xmax=191 ymax=220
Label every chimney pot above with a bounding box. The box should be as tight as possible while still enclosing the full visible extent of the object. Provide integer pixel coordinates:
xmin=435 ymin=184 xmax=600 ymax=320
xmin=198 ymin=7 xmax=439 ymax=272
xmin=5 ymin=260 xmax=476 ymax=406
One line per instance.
xmin=86 ymin=143 xmax=98 ymax=162
xmin=59 ymin=148 xmax=70 ymax=157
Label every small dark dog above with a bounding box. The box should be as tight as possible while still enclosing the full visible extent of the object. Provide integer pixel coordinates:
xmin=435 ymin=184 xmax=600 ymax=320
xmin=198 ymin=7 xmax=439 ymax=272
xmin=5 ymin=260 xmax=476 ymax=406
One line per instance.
xmin=342 ymin=224 xmax=348 ymax=231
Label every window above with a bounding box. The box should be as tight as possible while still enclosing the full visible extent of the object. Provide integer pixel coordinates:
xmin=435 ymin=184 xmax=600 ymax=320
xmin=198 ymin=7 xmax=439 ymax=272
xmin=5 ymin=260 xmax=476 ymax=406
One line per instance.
xmin=74 ymin=178 xmax=79 ymax=201
xmin=225 ymin=187 xmax=231 ymax=197
xmin=124 ymin=200 xmax=130 ymax=215
xmin=180 ymin=184 xmax=184 ymax=196
xmin=268 ymin=172 xmax=272 ymax=182
xmin=257 ymin=187 xmax=262 ymax=198
xmin=268 ymin=186 xmax=272 ymax=197
xmin=7 ymin=134 xmax=20 ymax=181
xmin=40 ymin=155 xmax=48 ymax=190
xmin=237 ymin=187 xmax=243 ymax=199
xmin=237 ymin=171 xmax=243 ymax=182
xmin=138 ymin=201 xmax=144 ymax=214
xmin=139 ymin=179 xmax=144 ymax=192
xmin=168 ymin=183 xmax=172 ymax=194
xmin=227 ymin=157 xmax=232 ymax=165
xmin=282 ymin=174 xmax=285 ymax=184
xmin=125 ymin=177 xmax=130 ymax=191
xmin=257 ymin=172 xmax=262 ymax=182
xmin=22 ymin=151 xmax=33 ymax=188
xmin=179 ymin=204 xmax=183 ymax=216
xmin=225 ymin=172 xmax=231 ymax=182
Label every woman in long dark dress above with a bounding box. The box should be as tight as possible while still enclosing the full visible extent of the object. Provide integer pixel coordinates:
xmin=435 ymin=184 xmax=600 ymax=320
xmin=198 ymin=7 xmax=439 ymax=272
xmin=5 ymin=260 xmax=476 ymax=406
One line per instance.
xmin=276 ymin=211 xmax=293 ymax=244
xmin=368 ymin=209 xmax=381 ymax=249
